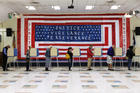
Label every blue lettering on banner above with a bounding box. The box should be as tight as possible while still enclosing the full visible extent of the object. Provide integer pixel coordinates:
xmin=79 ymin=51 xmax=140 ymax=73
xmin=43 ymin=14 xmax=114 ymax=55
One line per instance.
xmin=35 ymin=25 xmax=101 ymax=42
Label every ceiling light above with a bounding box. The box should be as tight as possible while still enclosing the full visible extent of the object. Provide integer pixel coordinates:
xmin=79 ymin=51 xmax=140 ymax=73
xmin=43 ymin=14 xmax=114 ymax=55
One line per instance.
xmin=25 ymin=6 xmax=36 ymax=10
xmin=111 ymin=5 xmax=120 ymax=9
xmin=52 ymin=6 xmax=60 ymax=10
xmin=85 ymin=6 xmax=94 ymax=10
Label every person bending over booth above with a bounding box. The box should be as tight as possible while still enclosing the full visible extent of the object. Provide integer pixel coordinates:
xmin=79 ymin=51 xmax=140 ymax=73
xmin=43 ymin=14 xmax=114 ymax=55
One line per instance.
xmin=107 ymin=45 xmax=115 ymax=71
xmin=126 ymin=46 xmax=135 ymax=70
xmin=67 ymin=47 xmax=73 ymax=71
xmin=26 ymin=46 xmax=31 ymax=71
xmin=87 ymin=45 xmax=93 ymax=70
xmin=2 ymin=45 xmax=10 ymax=71
xmin=45 ymin=46 xmax=52 ymax=71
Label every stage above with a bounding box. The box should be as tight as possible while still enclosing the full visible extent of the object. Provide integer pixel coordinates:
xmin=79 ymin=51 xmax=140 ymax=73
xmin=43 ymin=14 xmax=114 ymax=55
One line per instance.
xmin=0 ymin=67 xmax=140 ymax=93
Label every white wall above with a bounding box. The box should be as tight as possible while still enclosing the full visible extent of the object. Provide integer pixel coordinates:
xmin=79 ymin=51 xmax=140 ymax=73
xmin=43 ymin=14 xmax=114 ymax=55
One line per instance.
xmin=0 ymin=17 xmax=17 ymax=51
xmin=130 ymin=16 xmax=140 ymax=47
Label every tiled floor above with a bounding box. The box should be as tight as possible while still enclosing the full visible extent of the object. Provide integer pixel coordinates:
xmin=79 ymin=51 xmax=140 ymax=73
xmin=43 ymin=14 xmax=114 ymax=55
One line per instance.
xmin=0 ymin=67 xmax=140 ymax=93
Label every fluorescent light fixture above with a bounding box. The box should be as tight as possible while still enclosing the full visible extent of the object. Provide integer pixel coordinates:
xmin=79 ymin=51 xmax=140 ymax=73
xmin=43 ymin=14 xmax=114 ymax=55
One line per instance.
xmin=25 ymin=6 xmax=36 ymax=10
xmin=124 ymin=13 xmax=132 ymax=18
xmin=111 ymin=5 xmax=120 ymax=9
xmin=52 ymin=6 xmax=60 ymax=10
xmin=85 ymin=6 xmax=94 ymax=10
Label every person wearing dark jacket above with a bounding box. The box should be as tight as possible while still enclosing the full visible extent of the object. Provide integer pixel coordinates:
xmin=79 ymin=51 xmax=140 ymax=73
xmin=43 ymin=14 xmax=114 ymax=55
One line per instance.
xmin=26 ymin=46 xmax=31 ymax=71
xmin=45 ymin=46 xmax=52 ymax=71
xmin=67 ymin=47 xmax=73 ymax=71
xmin=107 ymin=45 xmax=115 ymax=70
xmin=126 ymin=46 xmax=135 ymax=70
xmin=2 ymin=45 xmax=10 ymax=71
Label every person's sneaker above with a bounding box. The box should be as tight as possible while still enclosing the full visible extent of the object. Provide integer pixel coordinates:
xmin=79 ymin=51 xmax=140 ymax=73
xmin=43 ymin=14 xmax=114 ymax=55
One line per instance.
xmin=87 ymin=68 xmax=92 ymax=71
xmin=108 ymin=69 xmax=114 ymax=71
xmin=5 ymin=69 xmax=10 ymax=71
xmin=69 ymin=69 xmax=72 ymax=71
xmin=45 ymin=68 xmax=51 ymax=71
xmin=26 ymin=69 xmax=32 ymax=71
xmin=128 ymin=68 xmax=131 ymax=70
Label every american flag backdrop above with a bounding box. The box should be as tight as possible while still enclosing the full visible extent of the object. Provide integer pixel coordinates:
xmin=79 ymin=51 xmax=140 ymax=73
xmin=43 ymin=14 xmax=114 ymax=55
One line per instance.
xmin=17 ymin=14 xmax=130 ymax=60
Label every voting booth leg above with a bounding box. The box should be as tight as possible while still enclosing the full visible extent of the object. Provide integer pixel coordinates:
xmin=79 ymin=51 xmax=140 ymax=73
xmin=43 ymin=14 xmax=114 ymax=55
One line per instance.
xmin=138 ymin=57 xmax=140 ymax=70
xmin=57 ymin=57 xmax=59 ymax=68
xmin=13 ymin=57 xmax=18 ymax=70
xmin=133 ymin=61 xmax=136 ymax=70
xmin=113 ymin=57 xmax=117 ymax=70
xmin=72 ymin=58 xmax=74 ymax=68
xmin=92 ymin=57 xmax=95 ymax=69
xmin=49 ymin=57 xmax=52 ymax=70
xmin=136 ymin=57 xmax=140 ymax=70
xmin=98 ymin=57 xmax=106 ymax=71
xmin=113 ymin=57 xmax=123 ymax=70
xmin=36 ymin=57 xmax=39 ymax=67
xmin=133 ymin=57 xmax=140 ymax=71
xmin=35 ymin=58 xmax=39 ymax=69
xmin=79 ymin=57 xmax=81 ymax=71
xmin=99 ymin=57 xmax=103 ymax=70
xmin=120 ymin=58 xmax=124 ymax=70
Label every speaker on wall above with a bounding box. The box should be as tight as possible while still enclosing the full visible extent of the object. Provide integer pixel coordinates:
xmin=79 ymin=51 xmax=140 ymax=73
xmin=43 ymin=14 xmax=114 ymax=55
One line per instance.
xmin=6 ymin=28 xmax=12 ymax=36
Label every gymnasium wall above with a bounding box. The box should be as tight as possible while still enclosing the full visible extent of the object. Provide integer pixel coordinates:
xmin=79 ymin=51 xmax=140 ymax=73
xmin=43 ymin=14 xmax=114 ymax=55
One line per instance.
xmin=0 ymin=15 xmax=140 ymax=52
xmin=130 ymin=16 xmax=140 ymax=47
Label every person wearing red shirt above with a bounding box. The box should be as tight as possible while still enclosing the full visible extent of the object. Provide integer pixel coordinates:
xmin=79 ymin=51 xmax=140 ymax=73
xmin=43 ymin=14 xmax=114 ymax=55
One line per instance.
xmin=87 ymin=45 xmax=93 ymax=70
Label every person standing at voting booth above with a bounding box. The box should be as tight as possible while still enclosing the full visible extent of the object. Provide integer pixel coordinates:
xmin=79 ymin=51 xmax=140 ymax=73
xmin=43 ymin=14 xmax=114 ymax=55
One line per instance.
xmin=126 ymin=46 xmax=135 ymax=70
xmin=26 ymin=46 xmax=31 ymax=71
xmin=107 ymin=45 xmax=115 ymax=71
xmin=45 ymin=46 xmax=52 ymax=71
xmin=87 ymin=45 xmax=93 ymax=70
xmin=2 ymin=45 xmax=10 ymax=71
xmin=67 ymin=47 xmax=73 ymax=71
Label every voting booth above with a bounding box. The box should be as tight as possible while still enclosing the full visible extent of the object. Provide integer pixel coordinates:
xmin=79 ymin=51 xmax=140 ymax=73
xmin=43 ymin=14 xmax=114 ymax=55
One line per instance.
xmin=114 ymin=48 xmax=123 ymax=70
xmin=7 ymin=48 xmax=18 ymax=69
xmin=94 ymin=48 xmax=102 ymax=56
xmin=51 ymin=47 xmax=58 ymax=57
xmin=30 ymin=48 xmax=39 ymax=68
xmin=133 ymin=47 xmax=140 ymax=70
xmin=93 ymin=48 xmax=103 ymax=70
xmin=30 ymin=48 xmax=37 ymax=57
xmin=115 ymin=48 xmax=123 ymax=56
xmin=73 ymin=48 xmax=81 ymax=70
xmin=50 ymin=47 xmax=59 ymax=67
xmin=7 ymin=48 xmax=14 ymax=57
xmin=73 ymin=48 xmax=81 ymax=56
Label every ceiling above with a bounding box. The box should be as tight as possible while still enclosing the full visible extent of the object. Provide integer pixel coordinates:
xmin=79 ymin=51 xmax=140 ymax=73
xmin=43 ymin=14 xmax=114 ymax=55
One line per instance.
xmin=0 ymin=0 xmax=140 ymax=22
